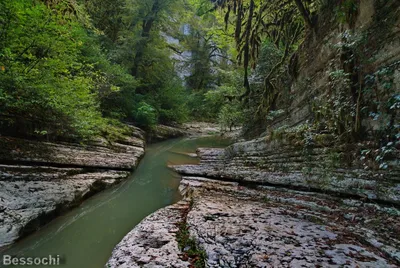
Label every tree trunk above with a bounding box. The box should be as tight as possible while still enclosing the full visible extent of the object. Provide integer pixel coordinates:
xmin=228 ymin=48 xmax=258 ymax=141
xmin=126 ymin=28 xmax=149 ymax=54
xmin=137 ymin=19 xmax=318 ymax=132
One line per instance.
xmin=241 ymin=0 xmax=255 ymax=104
xmin=292 ymin=0 xmax=313 ymax=29
xmin=131 ymin=0 xmax=160 ymax=77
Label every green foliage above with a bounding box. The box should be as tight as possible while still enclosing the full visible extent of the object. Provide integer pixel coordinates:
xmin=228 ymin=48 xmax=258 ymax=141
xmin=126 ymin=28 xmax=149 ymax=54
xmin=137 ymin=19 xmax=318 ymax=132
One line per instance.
xmin=312 ymin=69 xmax=354 ymax=137
xmin=358 ymin=62 xmax=400 ymax=170
xmin=156 ymin=81 xmax=189 ymax=124
xmin=99 ymin=118 xmax=133 ymax=142
xmin=240 ymin=41 xmax=290 ymax=137
xmin=176 ymin=220 xmax=206 ymax=268
xmin=186 ymin=73 xmax=243 ymax=122
xmin=174 ymin=2 xmax=240 ymax=123
xmin=0 ymin=0 xmax=107 ymax=140
xmin=176 ymin=199 xmax=206 ymax=268
xmin=218 ymin=103 xmax=243 ymax=131
xmin=186 ymin=68 xmax=245 ymax=123
xmin=266 ymin=110 xmax=285 ymax=121
xmin=199 ymin=71 xmax=245 ymax=130
xmin=0 ymin=0 xmax=198 ymax=140
xmin=187 ymin=90 xmax=217 ymax=120
xmin=335 ymin=0 xmax=359 ymax=25
xmin=360 ymin=139 xmax=399 ymax=171
xmin=83 ymin=0 xmax=125 ymax=43
xmin=256 ymin=42 xmax=284 ymax=75
xmin=134 ymin=102 xmax=158 ymax=129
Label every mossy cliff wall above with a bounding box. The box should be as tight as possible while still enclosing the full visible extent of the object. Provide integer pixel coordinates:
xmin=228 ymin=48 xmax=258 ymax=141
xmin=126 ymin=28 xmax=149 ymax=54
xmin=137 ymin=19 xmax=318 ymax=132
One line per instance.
xmin=274 ymin=0 xmax=399 ymax=137
xmin=175 ymin=0 xmax=400 ymax=205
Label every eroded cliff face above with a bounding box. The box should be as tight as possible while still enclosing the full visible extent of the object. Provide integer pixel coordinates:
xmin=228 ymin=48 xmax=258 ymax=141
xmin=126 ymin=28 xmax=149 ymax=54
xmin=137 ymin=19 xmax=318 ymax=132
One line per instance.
xmin=202 ymin=0 xmax=400 ymax=205
xmin=168 ymin=1 xmax=400 ymax=265
xmin=276 ymin=0 xmax=400 ymax=133
xmin=0 ymin=126 xmax=146 ymax=248
xmin=230 ymin=1 xmax=400 ymax=196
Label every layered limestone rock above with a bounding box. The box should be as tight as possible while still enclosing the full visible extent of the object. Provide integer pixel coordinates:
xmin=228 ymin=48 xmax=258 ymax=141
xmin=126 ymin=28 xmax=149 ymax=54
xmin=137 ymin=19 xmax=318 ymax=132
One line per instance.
xmin=106 ymin=200 xmax=190 ymax=268
xmin=181 ymin=177 xmax=399 ymax=267
xmin=148 ymin=125 xmax=188 ymax=143
xmin=173 ymin=143 xmax=400 ymax=205
xmin=267 ymin=0 xmax=400 ymax=133
xmin=0 ymin=126 xmax=145 ymax=248
xmin=107 ymin=174 xmax=399 ymax=267
xmin=107 ymin=138 xmax=399 ymax=267
xmin=147 ymin=122 xmax=240 ymax=142
xmin=182 ymin=122 xmax=241 ymax=139
xmin=182 ymin=122 xmax=220 ymax=136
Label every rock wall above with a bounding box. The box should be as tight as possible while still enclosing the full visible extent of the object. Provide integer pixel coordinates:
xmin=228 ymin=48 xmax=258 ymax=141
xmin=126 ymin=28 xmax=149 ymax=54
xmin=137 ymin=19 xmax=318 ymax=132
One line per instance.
xmin=147 ymin=122 xmax=224 ymax=143
xmin=179 ymin=177 xmax=399 ymax=267
xmin=106 ymin=200 xmax=191 ymax=268
xmin=173 ymin=141 xmax=400 ymax=205
xmin=172 ymin=0 xmax=400 ymax=210
xmin=147 ymin=124 xmax=187 ymax=143
xmin=0 ymin=126 xmax=145 ymax=248
xmin=271 ymin=0 xmax=400 ymax=132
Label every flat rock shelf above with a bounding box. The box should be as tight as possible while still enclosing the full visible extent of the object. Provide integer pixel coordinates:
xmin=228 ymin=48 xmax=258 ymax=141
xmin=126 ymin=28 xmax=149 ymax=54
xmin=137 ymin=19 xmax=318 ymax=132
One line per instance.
xmin=0 ymin=126 xmax=146 ymax=248
xmin=107 ymin=146 xmax=400 ymax=267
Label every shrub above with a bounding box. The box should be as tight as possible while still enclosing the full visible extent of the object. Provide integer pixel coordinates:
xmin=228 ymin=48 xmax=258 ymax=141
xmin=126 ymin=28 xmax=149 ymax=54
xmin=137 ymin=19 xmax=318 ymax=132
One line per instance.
xmin=218 ymin=103 xmax=243 ymax=131
xmin=134 ymin=101 xmax=158 ymax=129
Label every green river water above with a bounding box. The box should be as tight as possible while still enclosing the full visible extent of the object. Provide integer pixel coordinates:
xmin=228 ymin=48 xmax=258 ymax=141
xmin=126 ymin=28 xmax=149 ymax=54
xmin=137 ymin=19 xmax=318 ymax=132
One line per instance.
xmin=2 ymin=136 xmax=231 ymax=268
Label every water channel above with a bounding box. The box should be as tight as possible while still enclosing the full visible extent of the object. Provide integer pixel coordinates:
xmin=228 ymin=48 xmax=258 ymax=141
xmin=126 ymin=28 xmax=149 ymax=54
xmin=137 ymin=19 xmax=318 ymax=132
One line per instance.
xmin=2 ymin=136 xmax=231 ymax=268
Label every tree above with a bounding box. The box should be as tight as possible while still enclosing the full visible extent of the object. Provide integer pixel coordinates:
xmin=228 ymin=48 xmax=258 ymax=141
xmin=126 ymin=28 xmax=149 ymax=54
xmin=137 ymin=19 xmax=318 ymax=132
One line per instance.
xmin=214 ymin=0 xmax=318 ymax=106
xmin=0 ymin=0 xmax=106 ymax=139
xmin=126 ymin=0 xmax=179 ymax=78
xmin=83 ymin=0 xmax=126 ymax=44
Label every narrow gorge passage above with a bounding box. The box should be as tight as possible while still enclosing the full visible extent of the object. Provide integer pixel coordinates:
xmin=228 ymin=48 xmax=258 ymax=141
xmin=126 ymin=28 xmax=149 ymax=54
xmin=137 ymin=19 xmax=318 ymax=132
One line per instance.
xmin=1 ymin=0 xmax=399 ymax=267
xmin=1 ymin=137 xmax=231 ymax=268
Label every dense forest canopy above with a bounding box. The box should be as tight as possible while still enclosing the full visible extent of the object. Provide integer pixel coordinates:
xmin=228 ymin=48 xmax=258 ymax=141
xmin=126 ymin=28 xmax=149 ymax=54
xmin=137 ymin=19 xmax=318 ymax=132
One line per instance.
xmin=0 ymin=0 xmax=399 ymax=158
xmin=0 ymin=0 xmax=241 ymax=140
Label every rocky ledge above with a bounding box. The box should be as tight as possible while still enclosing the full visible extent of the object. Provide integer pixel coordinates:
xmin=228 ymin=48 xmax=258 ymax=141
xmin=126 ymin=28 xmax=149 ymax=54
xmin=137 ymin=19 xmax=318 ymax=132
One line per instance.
xmin=182 ymin=122 xmax=241 ymax=139
xmin=107 ymin=175 xmax=399 ymax=267
xmin=107 ymin=143 xmax=399 ymax=267
xmin=0 ymin=126 xmax=145 ymax=248
xmin=148 ymin=125 xmax=188 ymax=143
xmin=173 ymin=139 xmax=400 ymax=205
xmin=147 ymin=122 xmax=241 ymax=143
xmin=106 ymin=200 xmax=191 ymax=268
xmin=147 ymin=122 xmax=235 ymax=143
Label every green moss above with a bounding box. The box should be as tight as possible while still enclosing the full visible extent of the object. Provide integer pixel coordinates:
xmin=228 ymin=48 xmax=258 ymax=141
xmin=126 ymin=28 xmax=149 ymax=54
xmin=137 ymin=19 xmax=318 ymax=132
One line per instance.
xmin=269 ymin=124 xmax=310 ymax=146
xmin=100 ymin=119 xmax=132 ymax=143
xmin=263 ymin=196 xmax=271 ymax=203
xmin=176 ymin=200 xmax=206 ymax=268
xmin=306 ymin=215 xmax=325 ymax=225
xmin=176 ymin=222 xmax=207 ymax=267
xmin=314 ymin=134 xmax=336 ymax=147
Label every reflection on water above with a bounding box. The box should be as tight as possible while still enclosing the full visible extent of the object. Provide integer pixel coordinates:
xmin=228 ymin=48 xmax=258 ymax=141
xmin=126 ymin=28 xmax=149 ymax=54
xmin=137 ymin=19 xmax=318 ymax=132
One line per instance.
xmin=1 ymin=136 xmax=231 ymax=268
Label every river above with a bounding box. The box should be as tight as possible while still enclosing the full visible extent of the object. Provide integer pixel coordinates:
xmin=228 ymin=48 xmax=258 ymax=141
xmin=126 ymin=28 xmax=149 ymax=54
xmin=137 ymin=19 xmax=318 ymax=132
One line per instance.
xmin=2 ymin=136 xmax=231 ymax=268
